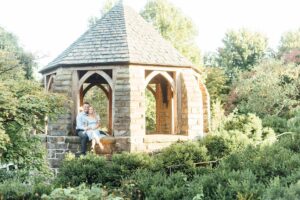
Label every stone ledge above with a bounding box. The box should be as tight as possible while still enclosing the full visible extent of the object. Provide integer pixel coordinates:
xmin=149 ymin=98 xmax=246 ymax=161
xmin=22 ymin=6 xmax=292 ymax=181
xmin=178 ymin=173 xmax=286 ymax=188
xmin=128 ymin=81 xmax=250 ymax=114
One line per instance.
xmin=144 ymin=134 xmax=189 ymax=143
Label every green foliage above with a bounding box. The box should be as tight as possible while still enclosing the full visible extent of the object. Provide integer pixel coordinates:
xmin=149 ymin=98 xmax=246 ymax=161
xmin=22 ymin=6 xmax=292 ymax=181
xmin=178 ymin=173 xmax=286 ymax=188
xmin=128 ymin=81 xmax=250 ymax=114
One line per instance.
xmin=41 ymin=184 xmax=112 ymax=200
xmin=141 ymin=0 xmax=201 ymax=65
xmin=145 ymin=89 xmax=156 ymax=132
xmin=56 ymin=152 xmax=153 ymax=188
xmin=218 ymin=29 xmax=268 ymax=78
xmin=0 ymin=170 xmax=53 ymax=200
xmin=200 ymin=135 xmax=232 ymax=160
xmin=263 ymin=179 xmax=300 ymax=200
xmin=278 ymin=28 xmax=300 ymax=57
xmin=0 ymin=26 xmax=36 ymax=80
xmin=124 ymin=170 xmax=198 ymax=200
xmin=226 ymin=60 xmax=300 ymax=132
xmin=111 ymin=152 xmax=153 ymax=176
xmin=55 ymin=154 xmax=108 ymax=187
xmin=216 ymin=113 xmax=277 ymax=149
xmin=0 ymin=179 xmax=34 ymax=200
xmin=88 ymin=0 xmax=118 ymax=27
xmin=0 ymin=80 xmax=66 ymax=170
xmin=262 ymin=116 xmax=288 ymax=134
xmin=154 ymin=141 xmax=209 ymax=175
xmin=210 ymin=99 xmax=226 ymax=132
xmin=204 ymin=67 xmax=229 ymax=102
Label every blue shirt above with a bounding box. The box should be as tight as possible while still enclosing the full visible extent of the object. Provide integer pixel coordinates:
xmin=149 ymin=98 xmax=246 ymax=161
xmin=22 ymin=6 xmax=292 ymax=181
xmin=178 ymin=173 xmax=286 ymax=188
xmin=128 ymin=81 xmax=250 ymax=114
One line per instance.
xmin=76 ymin=112 xmax=88 ymax=130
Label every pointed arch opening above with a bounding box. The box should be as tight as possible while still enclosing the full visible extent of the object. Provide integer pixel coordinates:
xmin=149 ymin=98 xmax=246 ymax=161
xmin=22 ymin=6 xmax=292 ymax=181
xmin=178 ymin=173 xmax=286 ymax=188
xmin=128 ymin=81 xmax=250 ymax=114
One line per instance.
xmin=145 ymin=71 xmax=176 ymax=134
xmin=78 ymin=70 xmax=113 ymax=134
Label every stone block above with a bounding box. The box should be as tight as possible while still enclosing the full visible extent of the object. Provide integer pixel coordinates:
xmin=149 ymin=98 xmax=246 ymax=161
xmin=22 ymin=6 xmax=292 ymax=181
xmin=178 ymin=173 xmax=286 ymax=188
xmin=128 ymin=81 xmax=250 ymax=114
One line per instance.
xmin=56 ymin=153 xmax=65 ymax=160
xmin=65 ymin=136 xmax=81 ymax=144
xmin=47 ymin=136 xmax=65 ymax=143
xmin=48 ymin=159 xmax=61 ymax=168
xmin=114 ymin=137 xmax=130 ymax=152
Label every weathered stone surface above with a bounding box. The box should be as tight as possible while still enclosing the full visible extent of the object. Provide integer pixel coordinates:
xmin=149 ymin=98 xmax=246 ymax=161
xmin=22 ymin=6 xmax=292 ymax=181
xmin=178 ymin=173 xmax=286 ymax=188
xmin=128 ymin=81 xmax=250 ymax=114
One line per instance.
xmin=65 ymin=136 xmax=81 ymax=143
xmin=47 ymin=136 xmax=65 ymax=143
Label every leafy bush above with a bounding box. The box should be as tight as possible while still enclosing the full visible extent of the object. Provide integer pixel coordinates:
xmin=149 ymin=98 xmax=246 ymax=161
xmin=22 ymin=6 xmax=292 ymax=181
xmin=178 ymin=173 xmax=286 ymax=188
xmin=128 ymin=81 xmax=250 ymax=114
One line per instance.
xmin=200 ymin=135 xmax=232 ymax=160
xmin=153 ymin=141 xmax=209 ymax=176
xmin=0 ymin=179 xmax=34 ymax=200
xmin=0 ymin=178 xmax=52 ymax=200
xmin=56 ymin=152 xmax=154 ymax=188
xmin=41 ymin=184 xmax=120 ymax=200
xmin=55 ymin=153 xmax=108 ymax=187
xmin=123 ymin=169 xmax=200 ymax=200
xmin=214 ymin=113 xmax=277 ymax=151
xmin=263 ymin=178 xmax=300 ymax=200
xmin=0 ymin=80 xmax=67 ymax=171
xmin=262 ymin=115 xmax=288 ymax=134
xmin=0 ymin=169 xmax=53 ymax=199
xmin=190 ymin=169 xmax=265 ymax=200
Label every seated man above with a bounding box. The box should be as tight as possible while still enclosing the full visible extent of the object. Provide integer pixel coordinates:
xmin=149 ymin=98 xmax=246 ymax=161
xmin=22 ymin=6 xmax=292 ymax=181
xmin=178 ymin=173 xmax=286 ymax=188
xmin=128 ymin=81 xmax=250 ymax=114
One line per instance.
xmin=76 ymin=102 xmax=90 ymax=155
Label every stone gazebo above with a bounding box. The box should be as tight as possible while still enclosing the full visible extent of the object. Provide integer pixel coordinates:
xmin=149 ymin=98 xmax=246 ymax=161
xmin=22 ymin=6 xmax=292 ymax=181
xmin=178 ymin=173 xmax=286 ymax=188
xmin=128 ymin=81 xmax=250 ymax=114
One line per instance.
xmin=40 ymin=2 xmax=210 ymax=168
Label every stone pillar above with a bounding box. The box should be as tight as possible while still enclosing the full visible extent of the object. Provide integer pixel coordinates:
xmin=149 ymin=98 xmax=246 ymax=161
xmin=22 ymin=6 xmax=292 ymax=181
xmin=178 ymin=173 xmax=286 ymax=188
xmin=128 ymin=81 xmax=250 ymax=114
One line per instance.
xmin=113 ymin=67 xmax=146 ymax=152
xmin=129 ymin=67 xmax=145 ymax=151
xmin=48 ymin=68 xmax=73 ymax=136
xmin=180 ymin=70 xmax=204 ymax=139
xmin=199 ymin=81 xmax=211 ymax=133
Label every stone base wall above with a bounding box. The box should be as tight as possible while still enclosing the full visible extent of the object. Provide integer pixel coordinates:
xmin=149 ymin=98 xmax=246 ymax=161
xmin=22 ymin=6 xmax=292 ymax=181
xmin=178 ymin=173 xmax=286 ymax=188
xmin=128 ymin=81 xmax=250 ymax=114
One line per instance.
xmin=40 ymin=135 xmax=118 ymax=173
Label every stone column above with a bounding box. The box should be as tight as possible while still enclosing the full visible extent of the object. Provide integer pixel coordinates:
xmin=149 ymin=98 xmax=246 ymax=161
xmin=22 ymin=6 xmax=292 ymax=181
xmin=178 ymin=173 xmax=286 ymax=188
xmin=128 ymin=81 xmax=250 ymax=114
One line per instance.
xmin=180 ymin=70 xmax=204 ymax=139
xmin=113 ymin=66 xmax=145 ymax=152
xmin=48 ymin=68 xmax=73 ymax=136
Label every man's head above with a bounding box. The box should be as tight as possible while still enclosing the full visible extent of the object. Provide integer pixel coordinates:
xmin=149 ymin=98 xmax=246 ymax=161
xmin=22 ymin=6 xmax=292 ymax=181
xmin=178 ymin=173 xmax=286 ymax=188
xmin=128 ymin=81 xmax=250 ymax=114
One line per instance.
xmin=82 ymin=102 xmax=90 ymax=114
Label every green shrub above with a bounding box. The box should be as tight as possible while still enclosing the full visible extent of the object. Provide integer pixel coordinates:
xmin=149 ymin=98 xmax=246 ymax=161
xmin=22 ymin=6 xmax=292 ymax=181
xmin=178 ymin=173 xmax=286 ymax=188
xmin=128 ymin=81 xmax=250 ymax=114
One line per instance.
xmin=277 ymin=133 xmax=300 ymax=153
xmin=0 ymin=169 xmax=29 ymax=183
xmin=221 ymin=144 xmax=300 ymax=184
xmin=263 ymin=178 xmax=300 ymax=200
xmin=262 ymin=116 xmax=288 ymax=133
xmin=56 ymin=152 xmax=154 ymax=188
xmin=123 ymin=169 xmax=197 ymax=200
xmin=41 ymin=184 xmax=116 ymax=200
xmin=0 ymin=179 xmax=33 ymax=200
xmin=111 ymin=152 xmax=153 ymax=174
xmin=191 ymin=169 xmax=264 ymax=200
xmin=55 ymin=153 xmax=108 ymax=187
xmin=200 ymin=135 xmax=232 ymax=160
xmin=0 ymin=169 xmax=53 ymax=199
xmin=213 ymin=113 xmax=277 ymax=152
xmin=153 ymin=141 xmax=208 ymax=176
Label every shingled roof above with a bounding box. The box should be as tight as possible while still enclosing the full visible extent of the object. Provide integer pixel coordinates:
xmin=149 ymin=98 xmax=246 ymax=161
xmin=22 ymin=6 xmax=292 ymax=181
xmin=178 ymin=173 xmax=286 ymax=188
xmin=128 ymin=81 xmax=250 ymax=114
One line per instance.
xmin=40 ymin=1 xmax=193 ymax=73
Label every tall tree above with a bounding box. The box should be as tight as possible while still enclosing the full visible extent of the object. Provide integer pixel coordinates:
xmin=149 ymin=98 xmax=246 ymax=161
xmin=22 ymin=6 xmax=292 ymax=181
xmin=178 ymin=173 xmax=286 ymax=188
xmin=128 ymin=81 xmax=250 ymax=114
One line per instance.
xmin=278 ymin=28 xmax=300 ymax=64
xmin=227 ymin=60 xmax=300 ymax=119
xmin=0 ymin=27 xmax=66 ymax=170
xmin=141 ymin=0 xmax=202 ymax=65
xmin=88 ymin=0 xmax=118 ymax=27
xmin=218 ymin=29 xmax=268 ymax=74
xmin=0 ymin=27 xmax=36 ymax=80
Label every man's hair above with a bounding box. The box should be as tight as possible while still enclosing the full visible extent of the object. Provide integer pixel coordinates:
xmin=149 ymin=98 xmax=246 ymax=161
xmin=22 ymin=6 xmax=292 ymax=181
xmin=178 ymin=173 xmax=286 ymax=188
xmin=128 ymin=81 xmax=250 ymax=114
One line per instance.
xmin=83 ymin=102 xmax=90 ymax=105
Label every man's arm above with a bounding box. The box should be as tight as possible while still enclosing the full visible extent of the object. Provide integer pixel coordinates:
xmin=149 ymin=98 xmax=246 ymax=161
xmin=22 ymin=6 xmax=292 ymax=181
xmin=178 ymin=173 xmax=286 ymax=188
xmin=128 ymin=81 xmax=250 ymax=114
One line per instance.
xmin=76 ymin=113 xmax=86 ymax=130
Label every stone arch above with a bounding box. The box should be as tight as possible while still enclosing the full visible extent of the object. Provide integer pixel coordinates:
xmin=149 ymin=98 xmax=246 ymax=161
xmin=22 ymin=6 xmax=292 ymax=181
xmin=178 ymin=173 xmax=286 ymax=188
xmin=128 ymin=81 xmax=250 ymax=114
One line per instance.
xmin=82 ymin=83 xmax=109 ymax=99
xmin=198 ymin=80 xmax=210 ymax=133
xmin=144 ymin=71 xmax=176 ymax=134
xmin=46 ymin=74 xmax=55 ymax=91
xmin=145 ymin=71 xmax=175 ymax=90
xmin=78 ymin=70 xmax=113 ymax=134
xmin=78 ymin=71 xmax=113 ymax=90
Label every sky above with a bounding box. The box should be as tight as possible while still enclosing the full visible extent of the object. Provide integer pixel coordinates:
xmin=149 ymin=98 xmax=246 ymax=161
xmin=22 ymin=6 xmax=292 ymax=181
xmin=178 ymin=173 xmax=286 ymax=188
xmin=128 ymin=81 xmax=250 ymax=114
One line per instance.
xmin=0 ymin=0 xmax=299 ymax=70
